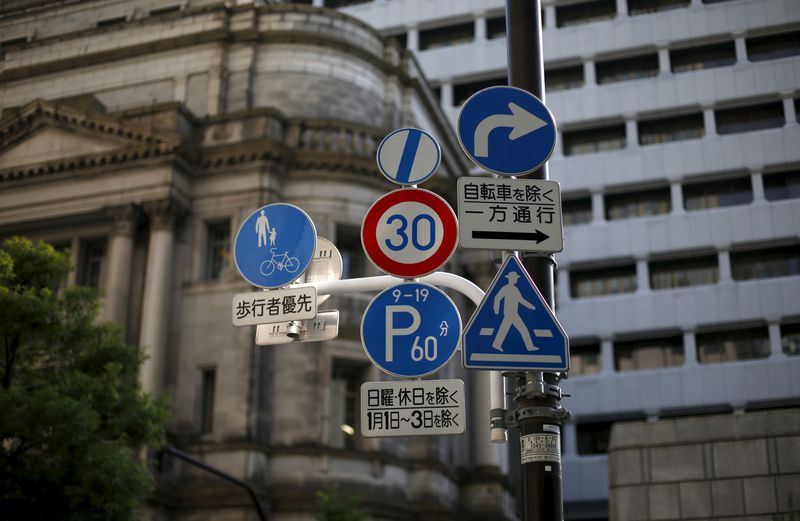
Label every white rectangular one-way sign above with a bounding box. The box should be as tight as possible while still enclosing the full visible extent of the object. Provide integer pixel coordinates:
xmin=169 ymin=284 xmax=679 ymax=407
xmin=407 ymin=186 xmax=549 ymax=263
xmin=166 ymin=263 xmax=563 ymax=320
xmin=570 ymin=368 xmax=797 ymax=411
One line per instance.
xmin=457 ymin=177 xmax=563 ymax=253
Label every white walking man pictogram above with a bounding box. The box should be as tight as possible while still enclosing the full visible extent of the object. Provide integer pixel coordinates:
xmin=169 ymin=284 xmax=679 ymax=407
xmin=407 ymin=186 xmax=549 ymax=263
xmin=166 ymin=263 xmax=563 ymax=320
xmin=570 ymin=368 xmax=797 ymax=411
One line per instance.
xmin=255 ymin=209 xmax=271 ymax=248
xmin=491 ymin=270 xmax=538 ymax=352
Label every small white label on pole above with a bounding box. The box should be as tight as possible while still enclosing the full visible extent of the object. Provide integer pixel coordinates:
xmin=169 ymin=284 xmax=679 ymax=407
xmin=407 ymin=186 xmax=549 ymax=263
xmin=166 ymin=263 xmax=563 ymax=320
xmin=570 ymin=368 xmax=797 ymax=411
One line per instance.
xmin=232 ymin=287 xmax=316 ymax=327
xmin=360 ymin=379 xmax=465 ymax=437
xmin=255 ymin=310 xmax=339 ymax=345
xmin=520 ymin=433 xmax=561 ymax=464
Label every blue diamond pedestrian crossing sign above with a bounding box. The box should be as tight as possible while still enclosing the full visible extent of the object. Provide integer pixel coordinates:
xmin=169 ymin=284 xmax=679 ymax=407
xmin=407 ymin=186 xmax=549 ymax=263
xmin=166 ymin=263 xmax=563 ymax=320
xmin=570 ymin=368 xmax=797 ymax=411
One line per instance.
xmin=463 ymin=256 xmax=568 ymax=371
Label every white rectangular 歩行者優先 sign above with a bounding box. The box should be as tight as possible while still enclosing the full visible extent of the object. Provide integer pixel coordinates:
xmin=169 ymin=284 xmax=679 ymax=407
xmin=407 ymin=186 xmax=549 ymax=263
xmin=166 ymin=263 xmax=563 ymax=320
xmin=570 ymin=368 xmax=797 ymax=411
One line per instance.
xmin=231 ymin=287 xmax=316 ymax=327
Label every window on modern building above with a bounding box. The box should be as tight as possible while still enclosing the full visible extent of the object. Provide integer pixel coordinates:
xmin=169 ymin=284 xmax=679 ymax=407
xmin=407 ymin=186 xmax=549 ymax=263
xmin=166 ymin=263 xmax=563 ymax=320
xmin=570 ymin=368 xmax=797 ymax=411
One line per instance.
xmin=715 ymin=101 xmax=785 ymax=135
xmin=387 ymin=32 xmax=407 ymax=49
xmin=556 ymin=0 xmax=616 ymax=28
xmin=670 ymin=41 xmax=737 ymax=73
xmin=545 ymin=64 xmax=585 ymax=91
xmin=782 ymin=323 xmax=800 ymax=356
xmin=570 ymin=343 xmax=601 ymax=376
xmin=638 ymin=112 xmax=704 ymax=145
xmin=324 ymin=0 xmax=371 ymax=7
xmin=701 ymin=0 xmax=736 ymax=3
xmin=487 ymin=15 xmax=506 ymax=39
xmin=696 ymin=326 xmax=770 ymax=363
xmin=764 ymin=170 xmax=800 ymax=201
xmin=614 ymin=335 xmax=684 ymax=371
xmin=419 ymin=21 xmax=474 ymax=51
xmin=683 ymin=176 xmax=753 ymax=210
xmin=795 ymin=98 xmax=799 ymax=123
xmin=576 ymin=421 xmax=612 ymax=454
xmin=660 ymin=405 xmax=733 ymax=419
xmin=78 ymin=238 xmax=107 ymax=288
xmin=452 ymin=76 xmax=507 ymax=106
xmin=746 ymin=30 xmax=800 ymax=62
xmin=562 ymin=123 xmax=626 ymax=155
xmin=730 ymin=244 xmax=800 ymax=280
xmin=198 ymin=367 xmax=216 ymax=434
xmin=596 ymin=53 xmax=659 ymax=84
xmin=562 ymin=196 xmax=593 ymax=225
xmin=605 ymin=187 xmax=671 ymax=220
xmin=337 ymin=224 xmax=367 ymax=279
xmin=205 ymin=220 xmax=231 ymax=280
xmin=628 ymin=0 xmax=689 ymax=16
xmin=330 ymin=361 xmax=366 ymax=450
xmin=649 ymin=254 xmax=719 ymax=289
xmin=570 ymin=264 xmax=637 ymax=298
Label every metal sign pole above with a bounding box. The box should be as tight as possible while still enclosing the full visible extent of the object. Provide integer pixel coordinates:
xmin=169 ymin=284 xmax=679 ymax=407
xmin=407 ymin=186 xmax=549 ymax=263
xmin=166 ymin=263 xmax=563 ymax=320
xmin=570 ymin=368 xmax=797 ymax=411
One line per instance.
xmin=505 ymin=1 xmax=569 ymax=520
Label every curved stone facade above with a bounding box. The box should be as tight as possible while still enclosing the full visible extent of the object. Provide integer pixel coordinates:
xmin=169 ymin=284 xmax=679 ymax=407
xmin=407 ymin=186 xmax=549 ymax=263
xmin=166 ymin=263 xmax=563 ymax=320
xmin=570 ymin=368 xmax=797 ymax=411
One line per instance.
xmin=0 ymin=2 xmax=512 ymax=521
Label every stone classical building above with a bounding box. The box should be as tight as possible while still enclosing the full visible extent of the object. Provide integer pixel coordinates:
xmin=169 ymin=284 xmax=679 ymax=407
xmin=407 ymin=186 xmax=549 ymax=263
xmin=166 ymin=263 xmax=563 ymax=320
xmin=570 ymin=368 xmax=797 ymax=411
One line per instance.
xmin=0 ymin=1 xmax=514 ymax=520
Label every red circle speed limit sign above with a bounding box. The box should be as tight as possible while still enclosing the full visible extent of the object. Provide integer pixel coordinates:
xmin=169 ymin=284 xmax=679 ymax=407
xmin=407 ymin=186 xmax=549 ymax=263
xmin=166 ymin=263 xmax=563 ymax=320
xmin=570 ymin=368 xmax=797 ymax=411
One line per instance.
xmin=361 ymin=188 xmax=458 ymax=278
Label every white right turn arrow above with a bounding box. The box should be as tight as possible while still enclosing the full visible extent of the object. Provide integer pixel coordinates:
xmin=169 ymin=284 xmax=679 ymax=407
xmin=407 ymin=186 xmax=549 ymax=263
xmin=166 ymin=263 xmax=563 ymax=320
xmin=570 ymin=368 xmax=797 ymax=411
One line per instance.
xmin=473 ymin=102 xmax=548 ymax=158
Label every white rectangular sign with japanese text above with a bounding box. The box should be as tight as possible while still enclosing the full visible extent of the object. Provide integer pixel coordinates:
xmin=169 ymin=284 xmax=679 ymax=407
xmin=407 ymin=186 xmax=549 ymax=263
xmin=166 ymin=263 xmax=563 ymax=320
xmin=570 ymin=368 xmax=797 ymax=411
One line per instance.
xmin=232 ymin=287 xmax=316 ymax=327
xmin=360 ymin=379 xmax=465 ymax=437
xmin=457 ymin=177 xmax=563 ymax=252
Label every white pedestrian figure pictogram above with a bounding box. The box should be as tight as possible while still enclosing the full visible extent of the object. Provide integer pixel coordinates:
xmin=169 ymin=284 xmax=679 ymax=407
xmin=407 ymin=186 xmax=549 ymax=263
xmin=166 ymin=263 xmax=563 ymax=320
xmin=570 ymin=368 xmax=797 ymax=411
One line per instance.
xmin=255 ymin=209 xmax=271 ymax=248
xmin=269 ymin=227 xmax=277 ymax=247
xmin=492 ymin=270 xmax=538 ymax=352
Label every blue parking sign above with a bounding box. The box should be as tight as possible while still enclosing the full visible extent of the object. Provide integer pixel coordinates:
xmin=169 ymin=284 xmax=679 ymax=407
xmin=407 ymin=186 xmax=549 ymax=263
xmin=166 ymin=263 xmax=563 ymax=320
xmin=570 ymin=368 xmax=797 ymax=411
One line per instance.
xmin=361 ymin=282 xmax=461 ymax=378
xmin=457 ymin=86 xmax=556 ymax=176
xmin=233 ymin=203 xmax=316 ymax=289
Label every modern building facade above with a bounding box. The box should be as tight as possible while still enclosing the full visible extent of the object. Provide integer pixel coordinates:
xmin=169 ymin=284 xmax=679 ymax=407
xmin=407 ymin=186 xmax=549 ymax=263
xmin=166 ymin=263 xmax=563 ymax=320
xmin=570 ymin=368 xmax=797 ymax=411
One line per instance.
xmin=0 ymin=1 xmax=515 ymax=520
xmin=330 ymin=0 xmax=800 ymax=519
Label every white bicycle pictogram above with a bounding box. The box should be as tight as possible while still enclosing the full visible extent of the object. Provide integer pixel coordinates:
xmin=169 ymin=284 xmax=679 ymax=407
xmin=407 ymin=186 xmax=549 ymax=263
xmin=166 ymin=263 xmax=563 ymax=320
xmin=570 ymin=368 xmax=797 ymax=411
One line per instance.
xmin=260 ymin=248 xmax=300 ymax=276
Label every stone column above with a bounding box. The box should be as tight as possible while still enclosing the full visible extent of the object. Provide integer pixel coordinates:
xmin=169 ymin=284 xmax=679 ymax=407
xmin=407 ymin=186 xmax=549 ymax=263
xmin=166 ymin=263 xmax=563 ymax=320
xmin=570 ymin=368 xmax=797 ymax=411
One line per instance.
xmin=768 ymin=322 xmax=786 ymax=358
xmin=703 ymin=108 xmax=717 ymax=136
xmin=583 ymin=59 xmax=596 ymax=86
xmin=658 ymin=47 xmax=671 ymax=75
xmin=626 ymin=118 xmax=640 ymax=148
xmin=592 ymin=191 xmax=606 ymax=223
xmin=718 ymin=250 xmax=733 ymax=282
xmin=407 ymin=27 xmax=419 ymax=52
xmin=544 ymin=4 xmax=557 ymax=29
xmin=600 ymin=338 xmax=615 ymax=374
xmin=636 ymin=259 xmax=650 ymax=294
xmin=616 ymin=0 xmax=627 ymax=17
xmin=734 ymin=36 xmax=748 ymax=63
xmin=683 ymin=330 xmax=698 ymax=366
xmin=440 ymin=81 xmax=454 ymax=108
xmin=103 ymin=204 xmax=139 ymax=327
xmin=671 ymin=182 xmax=685 ymax=214
xmin=783 ymin=97 xmax=797 ymax=125
xmin=474 ymin=14 xmax=487 ymax=41
xmin=752 ymin=170 xmax=766 ymax=202
xmin=139 ymin=199 xmax=181 ymax=394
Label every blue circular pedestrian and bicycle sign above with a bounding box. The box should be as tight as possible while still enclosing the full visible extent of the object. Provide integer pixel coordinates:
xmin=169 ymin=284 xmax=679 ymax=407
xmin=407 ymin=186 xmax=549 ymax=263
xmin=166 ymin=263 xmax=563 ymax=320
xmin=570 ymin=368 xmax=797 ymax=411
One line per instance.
xmin=361 ymin=282 xmax=461 ymax=378
xmin=233 ymin=203 xmax=316 ymax=289
xmin=457 ymin=85 xmax=557 ymax=176
xmin=376 ymin=128 xmax=441 ymax=185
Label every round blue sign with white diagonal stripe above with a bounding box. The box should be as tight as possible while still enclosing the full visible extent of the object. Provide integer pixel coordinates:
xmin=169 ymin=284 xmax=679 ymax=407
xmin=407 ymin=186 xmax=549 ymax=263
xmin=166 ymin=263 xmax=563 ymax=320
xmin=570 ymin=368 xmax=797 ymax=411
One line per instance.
xmin=376 ymin=128 xmax=441 ymax=185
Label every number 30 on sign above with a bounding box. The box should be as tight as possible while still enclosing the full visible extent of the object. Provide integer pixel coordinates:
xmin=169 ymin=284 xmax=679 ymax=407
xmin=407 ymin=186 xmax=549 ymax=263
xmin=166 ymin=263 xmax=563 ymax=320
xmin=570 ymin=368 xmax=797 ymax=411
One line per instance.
xmin=361 ymin=188 xmax=458 ymax=278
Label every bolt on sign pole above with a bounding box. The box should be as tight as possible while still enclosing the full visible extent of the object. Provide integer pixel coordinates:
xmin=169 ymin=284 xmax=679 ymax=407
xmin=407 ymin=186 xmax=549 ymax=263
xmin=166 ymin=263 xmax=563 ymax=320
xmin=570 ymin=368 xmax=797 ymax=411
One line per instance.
xmin=506 ymin=1 xmax=569 ymax=520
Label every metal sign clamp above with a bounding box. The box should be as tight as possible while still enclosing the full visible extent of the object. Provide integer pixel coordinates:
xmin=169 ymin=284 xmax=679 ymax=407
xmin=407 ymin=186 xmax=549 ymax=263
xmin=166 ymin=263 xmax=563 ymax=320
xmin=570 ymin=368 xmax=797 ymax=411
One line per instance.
xmin=502 ymin=405 xmax=571 ymax=429
xmin=515 ymin=379 xmax=564 ymax=401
